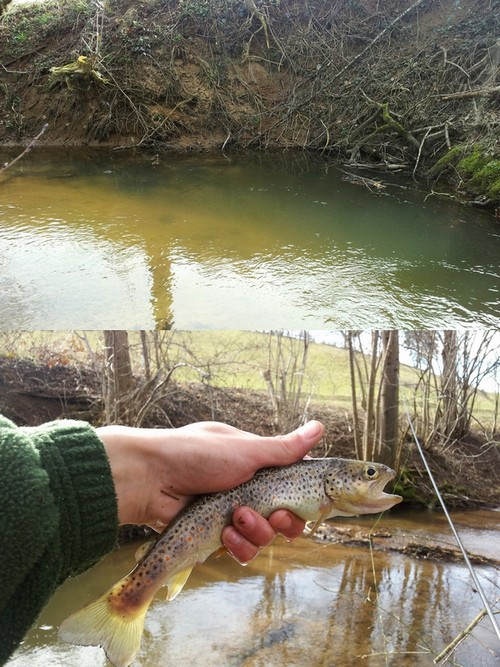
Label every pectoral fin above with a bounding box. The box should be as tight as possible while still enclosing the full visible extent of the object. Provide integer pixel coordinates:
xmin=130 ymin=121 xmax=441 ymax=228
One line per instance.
xmin=306 ymin=504 xmax=333 ymax=538
xmin=166 ymin=567 xmax=194 ymax=601
xmin=214 ymin=545 xmax=227 ymax=558
xmin=135 ymin=540 xmax=154 ymax=562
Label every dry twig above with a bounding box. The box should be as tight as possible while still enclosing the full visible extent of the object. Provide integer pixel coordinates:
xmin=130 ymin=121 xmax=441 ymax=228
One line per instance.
xmin=0 ymin=123 xmax=48 ymax=176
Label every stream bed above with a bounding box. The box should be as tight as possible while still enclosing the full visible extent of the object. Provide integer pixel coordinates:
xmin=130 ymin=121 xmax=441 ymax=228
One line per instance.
xmin=10 ymin=509 xmax=500 ymax=667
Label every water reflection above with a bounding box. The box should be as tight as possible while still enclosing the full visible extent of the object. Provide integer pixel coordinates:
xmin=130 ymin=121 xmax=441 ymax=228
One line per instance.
xmin=0 ymin=150 xmax=498 ymax=328
xmin=9 ymin=511 xmax=500 ymax=667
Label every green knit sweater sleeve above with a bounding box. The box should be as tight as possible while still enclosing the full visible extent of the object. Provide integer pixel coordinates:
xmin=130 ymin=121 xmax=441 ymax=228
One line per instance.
xmin=0 ymin=414 xmax=118 ymax=665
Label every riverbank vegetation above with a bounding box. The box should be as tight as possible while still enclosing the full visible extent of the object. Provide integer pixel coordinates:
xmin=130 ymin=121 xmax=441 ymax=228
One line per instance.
xmin=1 ymin=0 xmax=498 ymax=209
xmin=0 ymin=329 xmax=498 ymax=508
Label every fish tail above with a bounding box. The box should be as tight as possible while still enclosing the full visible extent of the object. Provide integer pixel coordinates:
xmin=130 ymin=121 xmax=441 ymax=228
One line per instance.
xmin=58 ymin=586 xmax=151 ymax=667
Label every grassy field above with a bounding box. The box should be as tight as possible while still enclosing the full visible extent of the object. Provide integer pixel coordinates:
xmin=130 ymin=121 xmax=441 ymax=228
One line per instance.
xmin=0 ymin=330 xmax=497 ymax=426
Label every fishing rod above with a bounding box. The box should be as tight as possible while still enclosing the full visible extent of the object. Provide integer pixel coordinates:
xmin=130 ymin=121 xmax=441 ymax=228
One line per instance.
xmin=404 ymin=407 xmax=500 ymax=645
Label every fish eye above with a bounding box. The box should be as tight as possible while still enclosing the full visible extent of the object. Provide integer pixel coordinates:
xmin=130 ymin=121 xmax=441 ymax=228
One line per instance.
xmin=363 ymin=465 xmax=379 ymax=480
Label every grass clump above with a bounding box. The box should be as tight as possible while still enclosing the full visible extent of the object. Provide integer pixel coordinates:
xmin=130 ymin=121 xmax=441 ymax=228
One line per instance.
xmin=0 ymin=0 xmax=92 ymax=57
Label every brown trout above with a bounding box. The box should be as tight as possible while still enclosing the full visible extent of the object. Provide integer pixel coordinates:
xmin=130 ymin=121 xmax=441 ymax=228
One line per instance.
xmin=59 ymin=457 xmax=402 ymax=667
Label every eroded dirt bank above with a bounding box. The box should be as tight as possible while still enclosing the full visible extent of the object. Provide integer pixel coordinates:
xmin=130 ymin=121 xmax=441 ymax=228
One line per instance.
xmin=1 ymin=0 xmax=499 ymax=207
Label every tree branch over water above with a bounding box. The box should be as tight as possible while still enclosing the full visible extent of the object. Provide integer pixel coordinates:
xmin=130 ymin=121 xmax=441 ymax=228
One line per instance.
xmin=0 ymin=123 xmax=48 ymax=177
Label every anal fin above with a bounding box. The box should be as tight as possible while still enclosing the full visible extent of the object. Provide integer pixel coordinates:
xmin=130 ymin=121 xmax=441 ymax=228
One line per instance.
xmin=166 ymin=566 xmax=194 ymax=601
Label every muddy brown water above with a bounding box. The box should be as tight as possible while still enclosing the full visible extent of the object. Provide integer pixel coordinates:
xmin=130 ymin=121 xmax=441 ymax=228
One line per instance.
xmin=9 ymin=509 xmax=500 ymax=667
xmin=0 ymin=150 xmax=499 ymax=329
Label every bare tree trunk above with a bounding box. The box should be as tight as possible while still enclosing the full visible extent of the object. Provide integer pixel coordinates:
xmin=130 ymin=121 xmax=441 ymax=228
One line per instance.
xmin=262 ymin=331 xmax=310 ymax=432
xmin=140 ymin=330 xmax=151 ymax=382
xmin=347 ymin=332 xmax=362 ymax=460
xmin=493 ymin=384 xmax=499 ymax=438
xmin=379 ymin=330 xmax=400 ymax=469
xmin=404 ymin=330 xmax=438 ymax=445
xmin=440 ymin=330 xmax=459 ymax=441
xmin=362 ymin=330 xmax=380 ymax=461
xmin=103 ymin=330 xmax=135 ymax=424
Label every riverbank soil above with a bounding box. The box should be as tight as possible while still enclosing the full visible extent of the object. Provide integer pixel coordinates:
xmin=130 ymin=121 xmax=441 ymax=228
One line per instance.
xmin=0 ymin=0 xmax=499 ymax=208
xmin=312 ymin=519 xmax=500 ymax=567
xmin=1 ymin=356 xmax=499 ymax=512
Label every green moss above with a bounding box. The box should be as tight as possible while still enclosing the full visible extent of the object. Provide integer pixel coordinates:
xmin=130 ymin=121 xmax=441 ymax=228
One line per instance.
xmin=457 ymin=150 xmax=485 ymax=173
xmin=487 ymin=177 xmax=500 ymax=198
xmin=428 ymin=145 xmax=465 ymax=178
xmin=436 ymin=145 xmax=464 ymax=165
xmin=431 ymin=144 xmax=500 ymax=203
xmin=457 ymin=155 xmax=500 ymax=200
xmin=392 ymin=467 xmax=428 ymax=506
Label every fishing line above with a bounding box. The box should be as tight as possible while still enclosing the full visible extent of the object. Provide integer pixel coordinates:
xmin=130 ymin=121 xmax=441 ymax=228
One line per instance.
xmin=404 ymin=406 xmax=500 ymax=644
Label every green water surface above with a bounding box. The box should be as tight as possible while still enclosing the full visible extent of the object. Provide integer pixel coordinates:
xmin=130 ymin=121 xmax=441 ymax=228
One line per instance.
xmin=0 ymin=150 xmax=498 ymax=329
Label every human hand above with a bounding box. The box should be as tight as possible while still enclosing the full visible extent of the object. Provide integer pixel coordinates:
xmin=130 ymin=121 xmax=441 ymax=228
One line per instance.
xmin=97 ymin=420 xmax=324 ymax=563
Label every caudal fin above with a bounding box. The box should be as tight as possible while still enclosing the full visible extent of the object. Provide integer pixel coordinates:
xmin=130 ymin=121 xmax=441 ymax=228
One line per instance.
xmin=59 ymin=591 xmax=148 ymax=667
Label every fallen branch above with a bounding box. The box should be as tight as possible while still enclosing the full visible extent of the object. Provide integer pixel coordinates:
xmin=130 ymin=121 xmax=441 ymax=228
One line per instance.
xmin=243 ymin=0 xmax=270 ymax=49
xmin=257 ymin=0 xmax=427 ymax=139
xmin=380 ymin=103 xmax=420 ymax=150
xmin=413 ymin=126 xmax=432 ymax=179
xmin=424 ymin=189 xmax=457 ymax=202
xmin=328 ymin=0 xmax=427 ymax=83
xmin=0 ymin=123 xmax=48 ymax=175
xmin=440 ymin=46 xmax=471 ymax=80
xmin=434 ymin=606 xmax=500 ymax=664
xmin=348 ymin=100 xmax=420 ymax=162
xmin=437 ymin=86 xmax=500 ymax=100
xmin=49 ymin=55 xmax=109 ymax=88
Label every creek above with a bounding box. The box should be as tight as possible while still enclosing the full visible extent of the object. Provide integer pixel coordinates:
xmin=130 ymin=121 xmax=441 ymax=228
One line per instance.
xmin=0 ymin=150 xmax=498 ymax=329
xmin=9 ymin=509 xmax=500 ymax=667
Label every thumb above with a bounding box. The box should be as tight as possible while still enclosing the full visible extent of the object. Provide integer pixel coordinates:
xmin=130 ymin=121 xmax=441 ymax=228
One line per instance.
xmin=256 ymin=420 xmax=324 ymax=468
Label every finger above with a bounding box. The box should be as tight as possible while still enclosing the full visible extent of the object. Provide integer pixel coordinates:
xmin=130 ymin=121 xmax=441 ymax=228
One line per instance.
xmin=268 ymin=510 xmax=306 ymax=540
xmin=144 ymin=518 xmax=167 ymax=533
xmin=221 ymin=525 xmax=261 ymax=564
xmin=232 ymin=506 xmax=276 ymax=547
xmin=252 ymin=420 xmax=324 ymax=468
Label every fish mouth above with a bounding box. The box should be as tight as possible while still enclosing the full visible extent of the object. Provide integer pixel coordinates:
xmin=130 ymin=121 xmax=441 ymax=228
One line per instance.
xmin=368 ymin=468 xmax=402 ymax=511
xmin=369 ymin=488 xmax=403 ymax=512
xmin=335 ymin=469 xmax=403 ymax=516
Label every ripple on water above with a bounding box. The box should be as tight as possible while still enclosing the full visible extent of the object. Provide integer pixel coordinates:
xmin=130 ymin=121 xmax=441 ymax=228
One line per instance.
xmin=1 ymin=151 xmax=499 ymax=328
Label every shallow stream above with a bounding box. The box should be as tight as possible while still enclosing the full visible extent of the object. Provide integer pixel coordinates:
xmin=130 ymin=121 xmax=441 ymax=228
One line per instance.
xmin=10 ymin=509 xmax=500 ymax=667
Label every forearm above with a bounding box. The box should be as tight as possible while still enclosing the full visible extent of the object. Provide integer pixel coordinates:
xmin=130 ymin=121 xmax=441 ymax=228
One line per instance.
xmin=0 ymin=416 xmax=118 ymax=665
xmin=22 ymin=419 xmax=119 ymax=577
